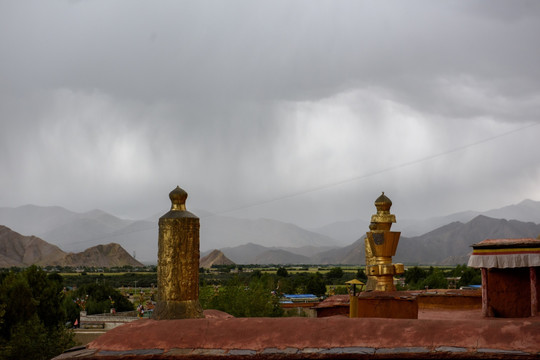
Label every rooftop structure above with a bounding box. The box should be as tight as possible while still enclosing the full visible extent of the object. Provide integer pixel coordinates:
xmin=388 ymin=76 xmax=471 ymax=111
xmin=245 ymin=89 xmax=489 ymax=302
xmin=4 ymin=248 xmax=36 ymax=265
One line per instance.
xmin=468 ymin=238 xmax=540 ymax=318
xmin=315 ymin=290 xmax=482 ymax=318
xmin=279 ymin=294 xmax=320 ymax=303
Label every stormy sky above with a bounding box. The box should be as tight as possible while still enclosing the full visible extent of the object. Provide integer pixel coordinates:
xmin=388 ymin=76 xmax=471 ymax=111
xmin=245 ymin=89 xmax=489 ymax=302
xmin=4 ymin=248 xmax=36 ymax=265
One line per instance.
xmin=1 ymin=1 xmax=540 ymax=228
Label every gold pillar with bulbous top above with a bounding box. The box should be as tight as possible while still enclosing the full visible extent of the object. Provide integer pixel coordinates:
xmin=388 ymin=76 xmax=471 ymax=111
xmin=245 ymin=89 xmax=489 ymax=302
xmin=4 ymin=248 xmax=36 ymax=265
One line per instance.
xmin=365 ymin=192 xmax=404 ymax=291
xmin=153 ymin=186 xmax=204 ymax=319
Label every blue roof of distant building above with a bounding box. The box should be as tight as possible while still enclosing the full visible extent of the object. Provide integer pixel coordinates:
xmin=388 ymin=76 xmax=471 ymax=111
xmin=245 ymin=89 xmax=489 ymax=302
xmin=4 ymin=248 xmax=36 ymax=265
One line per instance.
xmin=282 ymin=294 xmax=318 ymax=299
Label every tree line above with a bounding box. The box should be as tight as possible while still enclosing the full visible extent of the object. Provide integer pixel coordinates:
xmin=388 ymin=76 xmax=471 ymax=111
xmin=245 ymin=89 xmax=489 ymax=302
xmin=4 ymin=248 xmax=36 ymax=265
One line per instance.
xmin=0 ymin=266 xmax=134 ymax=360
xmin=403 ymin=265 xmax=481 ymax=290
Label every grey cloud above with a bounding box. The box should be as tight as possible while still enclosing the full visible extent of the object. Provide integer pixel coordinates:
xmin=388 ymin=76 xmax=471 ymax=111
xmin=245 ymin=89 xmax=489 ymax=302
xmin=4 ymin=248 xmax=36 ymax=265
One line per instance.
xmin=3 ymin=1 xmax=538 ymax=104
xmin=1 ymin=1 xmax=540 ymax=228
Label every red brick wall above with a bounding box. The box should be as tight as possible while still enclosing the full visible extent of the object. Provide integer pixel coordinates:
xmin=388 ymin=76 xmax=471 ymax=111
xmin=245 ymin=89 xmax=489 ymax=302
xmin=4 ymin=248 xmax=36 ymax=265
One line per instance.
xmin=357 ymin=298 xmax=418 ymax=319
xmin=316 ymin=306 xmax=349 ymax=318
xmin=487 ymin=268 xmax=531 ymax=318
xmin=418 ymin=293 xmax=481 ymax=310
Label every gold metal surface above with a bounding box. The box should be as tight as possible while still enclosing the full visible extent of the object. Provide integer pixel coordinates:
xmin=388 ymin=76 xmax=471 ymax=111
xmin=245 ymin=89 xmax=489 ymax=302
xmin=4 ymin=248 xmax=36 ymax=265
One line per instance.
xmin=346 ymin=279 xmax=366 ymax=285
xmin=364 ymin=235 xmax=378 ymax=290
xmin=349 ymin=295 xmax=358 ymax=318
xmin=370 ymin=214 xmax=396 ymax=226
xmin=364 ymin=192 xmax=404 ymax=292
xmin=153 ymin=186 xmax=203 ymax=319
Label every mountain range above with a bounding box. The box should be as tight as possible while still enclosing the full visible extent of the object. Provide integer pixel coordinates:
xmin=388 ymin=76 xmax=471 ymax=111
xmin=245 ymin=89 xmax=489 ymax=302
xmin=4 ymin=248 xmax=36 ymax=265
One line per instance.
xmin=353 ymin=215 xmax=540 ymax=265
xmin=311 ymin=199 xmax=540 ymax=244
xmin=0 ymin=205 xmax=340 ymax=263
xmin=217 ymin=215 xmax=540 ymax=265
xmin=1 ymin=199 xmax=539 ymax=265
xmin=0 ymin=225 xmax=143 ymax=268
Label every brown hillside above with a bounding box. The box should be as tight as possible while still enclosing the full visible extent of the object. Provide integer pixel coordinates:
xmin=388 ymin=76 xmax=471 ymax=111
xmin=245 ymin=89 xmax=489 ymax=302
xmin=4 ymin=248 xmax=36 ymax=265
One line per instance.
xmin=0 ymin=225 xmax=65 ymax=267
xmin=56 ymin=243 xmax=143 ymax=268
xmin=200 ymin=249 xmax=235 ymax=268
xmin=0 ymin=225 xmax=142 ymax=268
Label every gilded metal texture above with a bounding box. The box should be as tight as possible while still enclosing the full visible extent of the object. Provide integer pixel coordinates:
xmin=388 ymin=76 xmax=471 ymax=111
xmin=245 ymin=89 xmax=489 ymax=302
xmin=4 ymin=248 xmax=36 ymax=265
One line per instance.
xmin=365 ymin=192 xmax=404 ymax=292
xmin=365 ymin=236 xmax=378 ymax=291
xmin=349 ymin=294 xmax=358 ymax=318
xmin=153 ymin=186 xmax=203 ymax=319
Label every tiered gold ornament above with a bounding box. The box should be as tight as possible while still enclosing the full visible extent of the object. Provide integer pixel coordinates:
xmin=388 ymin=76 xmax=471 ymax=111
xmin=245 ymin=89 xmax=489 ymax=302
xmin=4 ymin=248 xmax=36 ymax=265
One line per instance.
xmin=365 ymin=192 xmax=404 ymax=291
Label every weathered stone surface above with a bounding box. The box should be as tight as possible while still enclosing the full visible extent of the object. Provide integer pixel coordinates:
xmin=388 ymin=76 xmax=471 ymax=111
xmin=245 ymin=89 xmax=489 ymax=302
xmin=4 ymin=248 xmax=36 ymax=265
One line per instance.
xmin=477 ymin=348 xmax=529 ymax=355
xmin=97 ymin=348 xmax=163 ymax=356
xmin=228 ymin=349 xmax=257 ymax=356
xmin=322 ymin=347 xmax=375 ymax=354
xmin=191 ymin=349 xmax=227 ymax=356
xmin=261 ymin=347 xmax=298 ymax=355
xmin=435 ymin=346 xmax=468 ymax=353
xmin=166 ymin=348 xmax=194 ymax=355
xmin=375 ymin=347 xmax=430 ymax=354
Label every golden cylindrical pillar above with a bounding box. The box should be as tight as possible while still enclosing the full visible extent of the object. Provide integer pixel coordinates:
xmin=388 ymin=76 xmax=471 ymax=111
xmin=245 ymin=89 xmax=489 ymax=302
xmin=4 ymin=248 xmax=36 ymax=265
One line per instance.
xmin=349 ymin=295 xmax=358 ymax=318
xmin=153 ymin=186 xmax=204 ymax=319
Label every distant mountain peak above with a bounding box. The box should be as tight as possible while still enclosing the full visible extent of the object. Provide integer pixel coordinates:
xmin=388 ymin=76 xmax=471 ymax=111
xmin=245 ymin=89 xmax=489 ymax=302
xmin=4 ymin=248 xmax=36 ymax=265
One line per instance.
xmin=518 ymin=198 xmax=536 ymax=205
xmin=200 ymin=249 xmax=235 ymax=268
xmin=83 ymin=209 xmax=109 ymax=216
xmin=469 ymin=214 xmax=497 ymax=222
xmin=60 ymin=242 xmax=143 ymax=267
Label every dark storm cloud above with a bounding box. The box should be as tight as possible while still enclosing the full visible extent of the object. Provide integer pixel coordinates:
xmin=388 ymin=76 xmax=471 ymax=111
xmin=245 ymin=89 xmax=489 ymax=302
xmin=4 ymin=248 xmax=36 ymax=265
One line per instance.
xmin=1 ymin=1 xmax=540 ymax=226
xmin=3 ymin=1 xmax=539 ymax=105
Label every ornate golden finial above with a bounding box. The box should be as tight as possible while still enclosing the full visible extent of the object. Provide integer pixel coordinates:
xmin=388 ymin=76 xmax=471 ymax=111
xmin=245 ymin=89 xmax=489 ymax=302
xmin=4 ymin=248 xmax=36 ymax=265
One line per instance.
xmin=169 ymin=186 xmax=188 ymax=211
xmin=364 ymin=192 xmax=404 ymax=292
xmin=370 ymin=192 xmax=395 ymax=231
xmin=374 ymin=192 xmax=392 ymax=212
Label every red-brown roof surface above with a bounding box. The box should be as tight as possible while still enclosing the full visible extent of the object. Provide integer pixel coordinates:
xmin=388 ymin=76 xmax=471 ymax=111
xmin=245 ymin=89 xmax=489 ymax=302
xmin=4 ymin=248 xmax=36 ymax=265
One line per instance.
xmin=54 ymin=309 xmax=540 ymax=360
xmin=312 ymin=294 xmax=349 ymax=308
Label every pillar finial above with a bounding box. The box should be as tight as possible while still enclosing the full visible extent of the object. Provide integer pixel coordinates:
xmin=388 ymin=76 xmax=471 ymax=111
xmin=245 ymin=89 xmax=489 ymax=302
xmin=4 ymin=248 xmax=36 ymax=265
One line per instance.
xmin=169 ymin=186 xmax=187 ymax=211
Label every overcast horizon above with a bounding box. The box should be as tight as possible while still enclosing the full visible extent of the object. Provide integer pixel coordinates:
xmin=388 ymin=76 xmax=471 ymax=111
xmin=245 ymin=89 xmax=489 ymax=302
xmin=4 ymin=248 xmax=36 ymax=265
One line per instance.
xmin=1 ymin=1 xmax=540 ymax=229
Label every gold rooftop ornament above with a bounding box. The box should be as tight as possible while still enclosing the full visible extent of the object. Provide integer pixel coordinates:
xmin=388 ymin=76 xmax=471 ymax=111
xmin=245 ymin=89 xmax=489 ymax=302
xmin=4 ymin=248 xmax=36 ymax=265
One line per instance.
xmin=365 ymin=192 xmax=404 ymax=291
xmin=346 ymin=279 xmax=365 ymax=318
xmin=153 ymin=186 xmax=204 ymax=319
